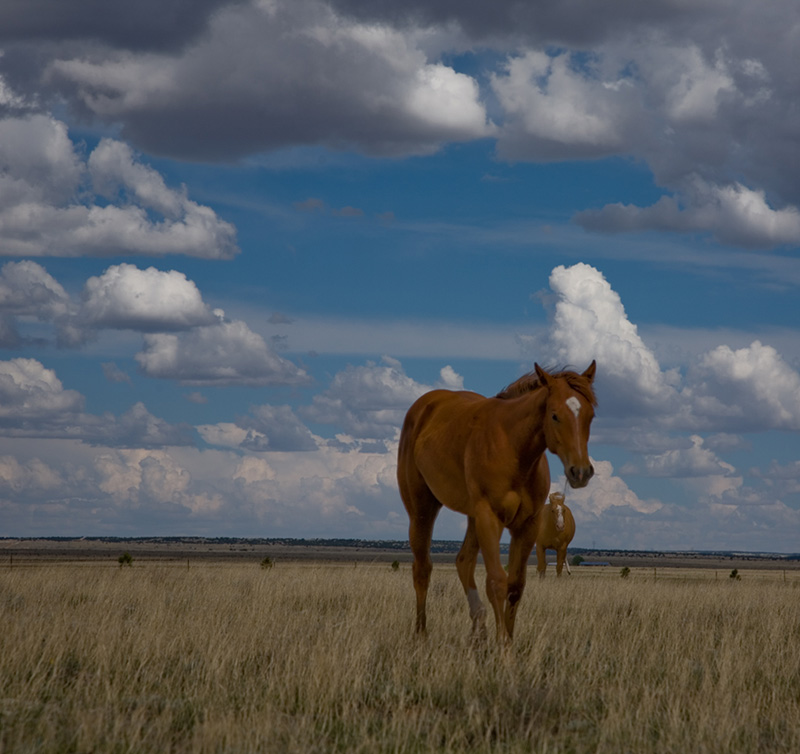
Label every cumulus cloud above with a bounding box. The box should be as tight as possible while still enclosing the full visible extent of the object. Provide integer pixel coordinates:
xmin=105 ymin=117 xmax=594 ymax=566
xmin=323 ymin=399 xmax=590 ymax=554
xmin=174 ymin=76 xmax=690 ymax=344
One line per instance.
xmin=530 ymin=263 xmax=800 ymax=437
xmin=0 ymin=357 xmax=196 ymax=448
xmin=302 ymin=357 xmax=461 ymax=439
xmin=0 ymin=454 xmax=64 ymax=494
xmin=0 ymin=358 xmax=84 ymax=422
xmin=638 ymin=435 xmax=737 ymax=478
xmin=576 ymin=179 xmax=800 ymax=249
xmin=84 ymin=402 xmax=195 ymax=448
xmin=534 ymin=263 xmax=679 ymax=415
xmin=0 ymin=260 xmax=73 ymax=346
xmin=95 ymin=448 xmax=222 ymax=513
xmin=0 ymin=114 xmax=238 ymax=258
xmin=491 ymin=49 xmax=635 ymax=161
xmin=560 ymin=459 xmax=662 ymax=517
xmin=81 ymin=264 xmax=218 ymax=331
xmin=685 ymin=341 xmax=800 ymax=431
xmin=0 ymin=260 xmax=70 ymax=318
xmin=135 ymin=319 xmax=310 ymax=386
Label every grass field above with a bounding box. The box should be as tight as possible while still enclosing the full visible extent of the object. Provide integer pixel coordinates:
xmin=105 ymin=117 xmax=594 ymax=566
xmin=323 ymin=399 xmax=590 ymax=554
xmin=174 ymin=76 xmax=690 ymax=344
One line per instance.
xmin=2 ymin=561 xmax=799 ymax=753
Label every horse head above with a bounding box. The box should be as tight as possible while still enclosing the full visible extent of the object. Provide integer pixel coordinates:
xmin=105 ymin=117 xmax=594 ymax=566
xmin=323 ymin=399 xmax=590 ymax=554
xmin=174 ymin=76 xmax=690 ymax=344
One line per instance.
xmin=536 ymin=361 xmax=597 ymax=489
xmin=549 ymin=492 xmax=566 ymax=531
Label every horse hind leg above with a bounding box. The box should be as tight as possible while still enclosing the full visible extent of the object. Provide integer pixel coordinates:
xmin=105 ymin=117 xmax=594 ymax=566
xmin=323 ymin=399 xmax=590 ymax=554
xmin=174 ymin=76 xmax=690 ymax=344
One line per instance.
xmin=404 ymin=487 xmax=441 ymax=635
xmin=456 ymin=517 xmax=487 ymax=640
xmin=505 ymin=529 xmax=536 ymax=639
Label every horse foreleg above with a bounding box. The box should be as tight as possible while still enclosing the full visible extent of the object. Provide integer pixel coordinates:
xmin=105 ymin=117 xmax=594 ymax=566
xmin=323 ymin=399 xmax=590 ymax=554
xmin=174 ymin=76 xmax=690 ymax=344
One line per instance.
xmin=474 ymin=504 xmax=508 ymax=643
xmin=456 ymin=517 xmax=486 ymax=639
xmin=536 ymin=543 xmax=547 ymax=579
xmin=556 ymin=546 xmax=570 ymax=576
xmin=505 ymin=529 xmax=535 ymax=639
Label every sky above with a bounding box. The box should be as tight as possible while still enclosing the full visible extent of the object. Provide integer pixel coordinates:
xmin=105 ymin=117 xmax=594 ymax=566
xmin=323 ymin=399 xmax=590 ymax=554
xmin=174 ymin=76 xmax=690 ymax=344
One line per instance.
xmin=0 ymin=0 xmax=799 ymax=552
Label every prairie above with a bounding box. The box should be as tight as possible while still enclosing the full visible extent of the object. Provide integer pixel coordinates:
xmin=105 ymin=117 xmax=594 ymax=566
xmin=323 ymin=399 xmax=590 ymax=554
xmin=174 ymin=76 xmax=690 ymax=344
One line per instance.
xmin=1 ymin=561 xmax=799 ymax=753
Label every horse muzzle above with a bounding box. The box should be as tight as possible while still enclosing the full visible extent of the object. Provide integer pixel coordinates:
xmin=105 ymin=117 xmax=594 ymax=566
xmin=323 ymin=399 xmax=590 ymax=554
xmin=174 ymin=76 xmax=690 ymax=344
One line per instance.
xmin=566 ymin=464 xmax=594 ymax=488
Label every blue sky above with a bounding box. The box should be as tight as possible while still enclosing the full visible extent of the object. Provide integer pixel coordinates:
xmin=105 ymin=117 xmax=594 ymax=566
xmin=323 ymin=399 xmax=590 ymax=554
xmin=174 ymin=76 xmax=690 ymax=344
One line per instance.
xmin=1 ymin=0 xmax=799 ymax=552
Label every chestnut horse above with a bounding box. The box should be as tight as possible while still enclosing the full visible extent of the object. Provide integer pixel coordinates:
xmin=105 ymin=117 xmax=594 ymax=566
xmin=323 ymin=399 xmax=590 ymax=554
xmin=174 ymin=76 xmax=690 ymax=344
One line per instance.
xmin=397 ymin=362 xmax=596 ymax=642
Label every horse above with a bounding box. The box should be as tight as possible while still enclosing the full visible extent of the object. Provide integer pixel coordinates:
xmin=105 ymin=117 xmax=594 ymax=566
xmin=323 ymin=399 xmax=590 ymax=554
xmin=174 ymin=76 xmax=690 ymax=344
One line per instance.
xmin=397 ymin=361 xmax=596 ymax=643
xmin=535 ymin=492 xmax=576 ymax=578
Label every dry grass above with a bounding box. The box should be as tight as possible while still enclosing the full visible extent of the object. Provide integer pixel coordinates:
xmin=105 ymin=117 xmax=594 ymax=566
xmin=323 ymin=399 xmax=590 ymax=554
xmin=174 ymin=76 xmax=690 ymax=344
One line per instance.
xmin=1 ymin=562 xmax=799 ymax=753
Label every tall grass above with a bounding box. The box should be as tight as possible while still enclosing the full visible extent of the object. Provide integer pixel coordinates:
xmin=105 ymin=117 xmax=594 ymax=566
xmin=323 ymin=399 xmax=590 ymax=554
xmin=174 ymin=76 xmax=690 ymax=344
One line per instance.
xmin=1 ymin=563 xmax=799 ymax=753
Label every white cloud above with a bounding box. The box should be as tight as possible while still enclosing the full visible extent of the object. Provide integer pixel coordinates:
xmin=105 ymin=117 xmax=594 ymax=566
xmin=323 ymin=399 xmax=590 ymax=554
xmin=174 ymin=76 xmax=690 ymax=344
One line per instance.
xmin=535 ymin=263 xmax=679 ymax=415
xmin=0 ymin=260 xmax=70 ymax=318
xmin=0 ymin=455 xmax=64 ymax=493
xmin=663 ymin=46 xmax=735 ymax=123
xmin=576 ymin=178 xmax=800 ymax=249
xmin=301 ymin=356 xmax=461 ymax=439
xmin=560 ymin=458 xmax=662 ymax=517
xmin=0 ymin=358 xmax=84 ymax=420
xmin=0 ymin=114 xmax=238 ymax=258
xmin=685 ymin=340 xmax=800 ymax=431
xmin=492 ymin=50 xmax=632 ymax=160
xmin=238 ymin=405 xmax=318 ymax=452
xmin=135 ymin=319 xmax=310 ymax=386
xmin=639 ymin=435 xmax=737 ymax=478
xmin=81 ymin=264 xmax=218 ymax=331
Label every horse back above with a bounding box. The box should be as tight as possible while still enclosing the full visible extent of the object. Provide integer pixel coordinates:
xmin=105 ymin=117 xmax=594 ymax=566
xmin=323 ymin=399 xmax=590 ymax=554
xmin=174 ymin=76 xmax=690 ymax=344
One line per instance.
xmin=398 ymin=389 xmax=487 ymax=511
xmin=399 ymin=389 xmax=547 ymax=523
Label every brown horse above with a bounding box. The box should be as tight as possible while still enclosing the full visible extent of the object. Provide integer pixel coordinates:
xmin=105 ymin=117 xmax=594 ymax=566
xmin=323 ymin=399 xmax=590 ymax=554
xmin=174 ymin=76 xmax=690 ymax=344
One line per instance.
xmin=397 ymin=362 xmax=596 ymax=642
xmin=535 ymin=492 xmax=576 ymax=578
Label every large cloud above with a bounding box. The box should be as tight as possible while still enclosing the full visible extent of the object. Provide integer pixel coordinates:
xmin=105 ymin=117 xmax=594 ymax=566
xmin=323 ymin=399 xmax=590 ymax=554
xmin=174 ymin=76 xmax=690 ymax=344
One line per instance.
xmin=0 ymin=114 xmax=238 ymax=258
xmin=3 ymin=0 xmax=799 ymax=247
xmin=532 ymin=262 xmax=800 ymax=435
xmin=536 ymin=263 xmax=680 ymax=415
xmin=43 ymin=0 xmax=493 ymax=160
xmin=0 ymin=0 xmax=235 ymax=51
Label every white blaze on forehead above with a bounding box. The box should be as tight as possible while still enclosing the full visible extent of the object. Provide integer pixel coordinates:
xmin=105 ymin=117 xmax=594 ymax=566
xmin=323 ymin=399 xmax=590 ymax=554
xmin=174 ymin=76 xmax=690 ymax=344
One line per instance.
xmin=566 ymin=396 xmax=581 ymax=418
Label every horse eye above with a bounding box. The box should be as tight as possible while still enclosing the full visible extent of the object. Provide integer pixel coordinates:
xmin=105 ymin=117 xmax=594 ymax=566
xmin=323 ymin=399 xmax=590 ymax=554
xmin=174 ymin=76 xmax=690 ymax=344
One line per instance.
xmin=551 ymin=413 xmax=559 ymax=422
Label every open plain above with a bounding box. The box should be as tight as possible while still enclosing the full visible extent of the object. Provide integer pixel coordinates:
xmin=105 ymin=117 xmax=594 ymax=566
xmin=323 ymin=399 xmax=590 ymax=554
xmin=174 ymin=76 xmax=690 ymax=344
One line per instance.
xmin=1 ymin=539 xmax=800 ymax=753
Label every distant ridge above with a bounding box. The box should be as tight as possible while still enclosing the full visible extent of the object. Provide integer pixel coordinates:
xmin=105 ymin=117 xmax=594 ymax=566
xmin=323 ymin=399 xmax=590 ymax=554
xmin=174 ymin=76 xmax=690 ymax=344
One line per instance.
xmin=1 ymin=536 xmax=798 ymax=560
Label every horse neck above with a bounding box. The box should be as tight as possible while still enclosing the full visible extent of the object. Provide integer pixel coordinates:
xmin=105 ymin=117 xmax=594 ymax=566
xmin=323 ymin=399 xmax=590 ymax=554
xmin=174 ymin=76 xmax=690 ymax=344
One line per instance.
xmin=500 ymin=388 xmax=548 ymax=457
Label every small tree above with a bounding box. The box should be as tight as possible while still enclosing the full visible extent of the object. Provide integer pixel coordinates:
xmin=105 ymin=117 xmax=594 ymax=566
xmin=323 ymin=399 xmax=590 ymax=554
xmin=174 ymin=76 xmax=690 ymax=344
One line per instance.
xmin=260 ymin=557 xmax=274 ymax=570
xmin=391 ymin=560 xmax=400 ymax=571
xmin=118 ymin=552 xmax=133 ymax=567
xmin=730 ymin=568 xmax=741 ymax=581
xmin=571 ymin=554 xmax=584 ymax=567
xmin=620 ymin=566 xmax=631 ymax=579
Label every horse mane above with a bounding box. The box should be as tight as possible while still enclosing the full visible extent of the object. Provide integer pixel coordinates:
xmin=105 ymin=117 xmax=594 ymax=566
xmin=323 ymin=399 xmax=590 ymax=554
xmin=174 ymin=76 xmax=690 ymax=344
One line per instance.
xmin=495 ymin=367 xmax=597 ymax=406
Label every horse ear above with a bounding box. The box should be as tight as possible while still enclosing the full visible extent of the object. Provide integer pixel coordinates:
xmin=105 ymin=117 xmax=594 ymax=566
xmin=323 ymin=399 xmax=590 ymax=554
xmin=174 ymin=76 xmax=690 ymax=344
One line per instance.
xmin=582 ymin=360 xmax=597 ymax=383
xmin=534 ymin=363 xmax=551 ymax=386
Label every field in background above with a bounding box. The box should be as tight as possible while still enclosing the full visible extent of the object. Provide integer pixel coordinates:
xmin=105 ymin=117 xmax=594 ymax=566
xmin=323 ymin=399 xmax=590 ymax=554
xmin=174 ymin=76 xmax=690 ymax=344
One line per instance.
xmin=2 ymin=557 xmax=800 ymax=753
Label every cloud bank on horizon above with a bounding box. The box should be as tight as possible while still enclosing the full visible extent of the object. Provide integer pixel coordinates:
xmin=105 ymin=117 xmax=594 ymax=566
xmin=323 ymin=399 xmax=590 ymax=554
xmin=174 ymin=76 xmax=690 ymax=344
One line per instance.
xmin=0 ymin=0 xmax=799 ymax=552
xmin=1 ymin=258 xmax=798 ymax=551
